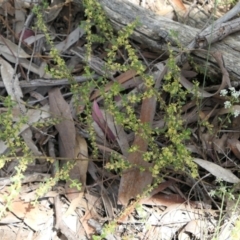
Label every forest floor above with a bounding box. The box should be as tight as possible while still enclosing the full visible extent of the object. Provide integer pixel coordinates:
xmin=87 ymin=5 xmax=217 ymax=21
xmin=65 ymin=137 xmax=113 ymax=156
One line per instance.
xmin=0 ymin=0 xmax=239 ymax=239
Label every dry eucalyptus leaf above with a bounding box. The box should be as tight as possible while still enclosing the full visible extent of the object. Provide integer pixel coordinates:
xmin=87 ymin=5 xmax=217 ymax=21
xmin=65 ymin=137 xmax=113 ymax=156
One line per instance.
xmin=1 ymin=53 xmax=51 ymax=78
xmin=55 ymin=27 xmax=85 ymax=52
xmin=49 ymin=88 xmax=75 ymax=159
xmin=23 ymin=34 xmax=45 ymax=45
xmin=21 ymin=128 xmax=42 ymax=156
xmin=0 ymin=36 xmax=30 ymax=58
xmin=193 ymin=158 xmax=240 ymax=183
xmin=0 ymin=57 xmax=23 ymax=101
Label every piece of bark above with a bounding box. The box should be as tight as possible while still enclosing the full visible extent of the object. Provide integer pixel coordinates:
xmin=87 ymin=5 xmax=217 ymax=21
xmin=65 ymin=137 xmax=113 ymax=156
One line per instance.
xmin=73 ymin=0 xmax=240 ymax=81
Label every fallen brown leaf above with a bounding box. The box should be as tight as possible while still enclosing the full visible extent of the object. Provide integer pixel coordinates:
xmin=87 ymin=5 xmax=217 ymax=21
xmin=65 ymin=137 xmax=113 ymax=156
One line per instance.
xmin=118 ymin=65 xmax=167 ymax=205
xmin=90 ymin=69 xmax=137 ymax=100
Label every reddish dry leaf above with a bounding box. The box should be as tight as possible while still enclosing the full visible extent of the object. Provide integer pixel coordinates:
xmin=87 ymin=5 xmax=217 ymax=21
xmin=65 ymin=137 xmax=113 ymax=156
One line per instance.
xmin=117 ymin=96 xmax=156 ymax=205
xmin=65 ymin=192 xmax=85 ymax=217
xmin=141 ymin=193 xmax=186 ymax=206
xmin=143 ymin=180 xmax=175 ymax=200
xmin=118 ymin=66 xmax=167 ymax=205
xmin=18 ymin=29 xmax=35 ymax=43
xmin=90 ymin=69 xmax=137 ymax=100
xmin=170 ymin=0 xmax=186 ymax=12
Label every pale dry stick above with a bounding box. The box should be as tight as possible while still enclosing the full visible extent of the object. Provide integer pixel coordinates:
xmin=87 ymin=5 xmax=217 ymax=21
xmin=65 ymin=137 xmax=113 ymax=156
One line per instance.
xmin=195 ymin=17 xmax=240 ymax=49
xmin=0 ymin=75 xmax=98 ymax=106
xmin=0 ymin=74 xmax=99 ymax=88
xmin=199 ymin=0 xmax=240 ymax=39
xmin=203 ymin=1 xmax=240 ymax=32
xmin=177 ymin=1 xmax=240 ymax=65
